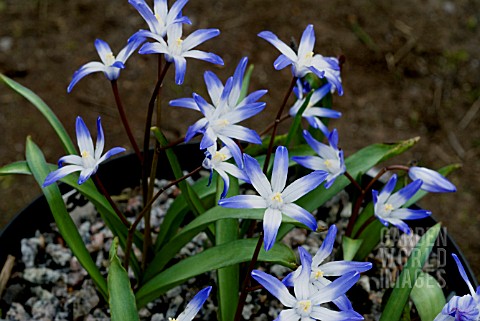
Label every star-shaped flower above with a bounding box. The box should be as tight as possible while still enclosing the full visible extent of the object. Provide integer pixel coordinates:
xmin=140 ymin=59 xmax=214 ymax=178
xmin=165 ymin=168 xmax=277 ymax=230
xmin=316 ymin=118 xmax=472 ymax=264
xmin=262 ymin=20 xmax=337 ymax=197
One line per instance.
xmin=373 ymin=174 xmax=431 ymax=234
xmin=292 ymin=129 xmax=346 ymax=189
xmin=219 ymin=146 xmax=328 ymax=251
xmin=252 ymin=247 xmax=363 ymax=320
xmin=289 ymin=81 xmax=342 ymax=135
xmin=258 ymin=24 xmax=343 ymax=93
xmin=202 ymin=145 xmax=249 ymax=198
xmin=137 ymin=23 xmax=223 ymax=85
xmin=129 ymin=0 xmax=191 ymax=38
xmin=43 ymin=117 xmax=125 ymax=186
xmin=283 ymin=225 xmax=372 ymax=311
xmin=67 ymin=38 xmax=143 ymax=92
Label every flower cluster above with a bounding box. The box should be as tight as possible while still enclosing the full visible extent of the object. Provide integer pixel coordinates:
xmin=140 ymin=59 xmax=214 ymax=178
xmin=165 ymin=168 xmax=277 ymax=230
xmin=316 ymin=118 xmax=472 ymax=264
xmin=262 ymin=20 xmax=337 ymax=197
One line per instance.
xmin=3 ymin=0 xmax=465 ymax=320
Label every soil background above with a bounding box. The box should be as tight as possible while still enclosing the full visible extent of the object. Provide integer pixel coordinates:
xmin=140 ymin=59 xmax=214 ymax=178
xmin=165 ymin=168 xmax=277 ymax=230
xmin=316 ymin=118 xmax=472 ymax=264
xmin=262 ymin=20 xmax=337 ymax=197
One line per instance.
xmin=1 ymin=0 xmax=479 ymax=281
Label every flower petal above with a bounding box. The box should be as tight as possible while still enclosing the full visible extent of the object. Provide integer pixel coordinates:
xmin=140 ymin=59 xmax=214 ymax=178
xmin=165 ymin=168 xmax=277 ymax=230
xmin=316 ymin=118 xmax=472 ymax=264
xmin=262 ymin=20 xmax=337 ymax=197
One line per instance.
xmin=129 ymin=0 xmax=158 ymax=34
xmin=173 ymin=56 xmax=187 ymax=85
xmin=243 ymin=153 xmax=272 ymax=198
xmin=311 ymin=271 xmax=360 ymax=304
xmin=311 ymin=306 xmax=364 ymax=321
xmin=297 ymin=24 xmax=315 ymax=59
xmin=273 ymin=54 xmax=293 ymax=70
xmin=409 ymin=166 xmax=456 ymax=193
xmin=94 ymin=117 xmax=105 ymax=160
xmin=94 ymin=39 xmax=113 ymax=65
xmin=388 ymin=179 xmax=423 ymax=208
xmin=312 ymin=225 xmax=337 ymax=267
xmin=67 ymin=62 xmax=106 ymax=93
xmin=229 ymin=57 xmax=248 ymax=107
xmin=204 ymin=71 xmax=224 ymax=106
xmin=282 ymin=203 xmax=317 ymax=231
xmin=276 ymin=309 xmax=300 ymax=321
xmin=176 ymin=286 xmax=211 ymax=321
xmin=219 ymin=125 xmax=261 ymax=144
xmin=452 ymin=254 xmax=476 ymax=296
xmin=75 ymin=116 xmax=94 ymax=155
xmin=116 ymin=37 xmax=144 ymax=63
xmin=43 ymin=165 xmax=83 ymax=187
xmin=97 ymin=147 xmax=126 ymax=164
xmin=378 ymin=174 xmax=397 ymax=205
xmin=320 ymin=261 xmax=373 ymax=276
xmin=294 ymin=247 xmax=313 ymax=300
xmin=138 ymin=42 xmax=169 ymax=55
xmin=218 ymin=195 xmax=267 ymax=209
xmin=182 ymin=28 xmax=220 ymax=51
xmin=263 ymin=207 xmax=282 ymax=251
xmin=271 ymin=146 xmax=289 ymax=193
xmin=389 ymin=208 xmax=431 ymax=221
xmin=282 ymin=170 xmax=328 ymax=203
xmin=257 ymin=31 xmax=297 ymax=63
xmin=251 ymin=270 xmax=296 ymax=307
xmin=169 ymin=97 xmax=199 ymax=111
xmin=183 ymin=50 xmax=224 ymax=65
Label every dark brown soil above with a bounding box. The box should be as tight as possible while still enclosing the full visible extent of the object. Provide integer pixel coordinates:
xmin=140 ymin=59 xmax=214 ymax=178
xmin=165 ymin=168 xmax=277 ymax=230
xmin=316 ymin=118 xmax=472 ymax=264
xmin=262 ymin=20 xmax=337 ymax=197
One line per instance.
xmin=1 ymin=0 xmax=479 ymax=280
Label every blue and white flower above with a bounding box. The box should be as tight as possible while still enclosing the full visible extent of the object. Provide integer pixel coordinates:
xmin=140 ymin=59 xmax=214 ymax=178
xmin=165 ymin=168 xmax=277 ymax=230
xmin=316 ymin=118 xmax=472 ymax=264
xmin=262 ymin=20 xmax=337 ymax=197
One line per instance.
xmin=292 ymin=129 xmax=346 ymax=189
xmin=219 ymin=146 xmax=328 ymax=251
xmin=258 ymin=24 xmax=342 ymax=93
xmin=434 ymin=254 xmax=480 ymax=321
xmin=129 ymin=0 xmax=191 ymax=38
xmin=137 ymin=23 xmax=223 ymax=85
xmin=67 ymin=38 xmax=143 ymax=92
xmin=202 ymin=145 xmax=249 ymax=198
xmin=372 ymin=174 xmax=431 ymax=234
xmin=170 ymin=60 xmax=265 ymax=164
xmin=408 ymin=166 xmax=457 ymax=193
xmin=43 ymin=117 xmax=125 ymax=186
xmin=289 ymin=81 xmax=341 ymax=135
xmin=169 ymin=286 xmax=212 ymax=321
xmin=283 ymin=225 xmax=372 ymax=311
xmin=252 ymin=247 xmax=363 ymax=320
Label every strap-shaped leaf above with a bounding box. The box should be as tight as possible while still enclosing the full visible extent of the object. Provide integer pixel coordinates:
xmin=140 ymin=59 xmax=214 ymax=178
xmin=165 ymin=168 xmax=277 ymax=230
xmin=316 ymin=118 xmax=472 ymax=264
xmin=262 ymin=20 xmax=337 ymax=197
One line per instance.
xmin=215 ymin=176 xmax=239 ymax=321
xmin=136 ymin=238 xmax=296 ymax=308
xmin=143 ymin=206 xmax=306 ymax=282
xmin=108 ymin=238 xmax=139 ymax=321
xmin=380 ymin=223 xmax=441 ymax=321
xmin=0 ymin=161 xmax=33 ymax=175
xmin=25 ymin=137 xmax=108 ymax=299
xmin=1 ymin=74 xmax=76 ymax=155
xmin=410 ymin=272 xmax=446 ymax=321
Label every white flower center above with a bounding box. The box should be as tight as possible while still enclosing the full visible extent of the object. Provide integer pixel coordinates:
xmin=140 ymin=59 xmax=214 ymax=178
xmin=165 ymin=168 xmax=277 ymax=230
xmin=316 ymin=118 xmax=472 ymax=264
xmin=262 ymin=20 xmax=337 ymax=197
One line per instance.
xmin=295 ymin=299 xmax=312 ymax=316
xmin=170 ymin=38 xmax=183 ymax=56
xmin=213 ymin=151 xmax=227 ymax=162
xmin=384 ymin=203 xmax=394 ymax=213
xmin=324 ymin=159 xmax=333 ymax=168
xmin=268 ymin=192 xmax=284 ymax=209
xmin=168 ymin=318 xmax=177 ymax=321
xmin=81 ymin=150 xmax=90 ymax=159
xmin=105 ymin=52 xmax=116 ymax=66
xmin=312 ymin=268 xmax=324 ymax=280
xmin=212 ymin=119 xmax=230 ymax=131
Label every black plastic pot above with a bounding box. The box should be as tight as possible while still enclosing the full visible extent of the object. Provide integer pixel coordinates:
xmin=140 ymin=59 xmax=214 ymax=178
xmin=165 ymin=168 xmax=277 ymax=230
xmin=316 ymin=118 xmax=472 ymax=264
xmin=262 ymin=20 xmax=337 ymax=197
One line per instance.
xmin=0 ymin=144 xmax=477 ymax=303
xmin=0 ymin=144 xmax=205 ymax=267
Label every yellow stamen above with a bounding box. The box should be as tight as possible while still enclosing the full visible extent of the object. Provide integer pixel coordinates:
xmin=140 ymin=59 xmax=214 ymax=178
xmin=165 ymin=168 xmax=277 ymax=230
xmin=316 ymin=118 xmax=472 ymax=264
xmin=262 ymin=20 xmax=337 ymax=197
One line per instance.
xmin=213 ymin=151 xmax=227 ymax=162
xmin=324 ymin=159 xmax=332 ymax=168
xmin=299 ymin=300 xmax=312 ymax=312
xmin=314 ymin=270 xmax=324 ymax=279
xmin=176 ymin=38 xmax=183 ymax=46
xmin=155 ymin=13 xmax=162 ymax=23
xmin=271 ymin=192 xmax=283 ymax=203
xmin=81 ymin=150 xmax=90 ymax=158
xmin=306 ymin=51 xmax=314 ymax=58
xmin=384 ymin=203 xmax=394 ymax=212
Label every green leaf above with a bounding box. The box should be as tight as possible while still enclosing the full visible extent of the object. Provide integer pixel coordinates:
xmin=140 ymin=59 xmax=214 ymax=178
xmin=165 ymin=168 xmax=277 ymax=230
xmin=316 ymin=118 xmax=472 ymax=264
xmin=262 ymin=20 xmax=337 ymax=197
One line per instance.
xmin=108 ymin=238 xmax=140 ymax=321
xmin=410 ymin=272 xmax=446 ymax=321
xmin=0 ymin=161 xmax=33 ymax=176
xmin=136 ymin=238 xmax=296 ymax=308
xmin=285 ymin=91 xmax=313 ymax=148
xmin=1 ymin=74 xmax=76 ymax=155
xmin=151 ymin=127 xmax=207 ymax=215
xmin=239 ymin=64 xmax=254 ymax=102
xmin=215 ymin=176 xmax=239 ymax=321
xmin=380 ymin=223 xmax=441 ymax=321
xmin=25 ymin=137 xmax=108 ymax=299
xmin=143 ymin=206 xmax=305 ymax=282
xmin=153 ymin=175 xmax=214 ymax=252
xmin=342 ymin=236 xmax=364 ymax=261
xmin=297 ymin=137 xmax=420 ymax=212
